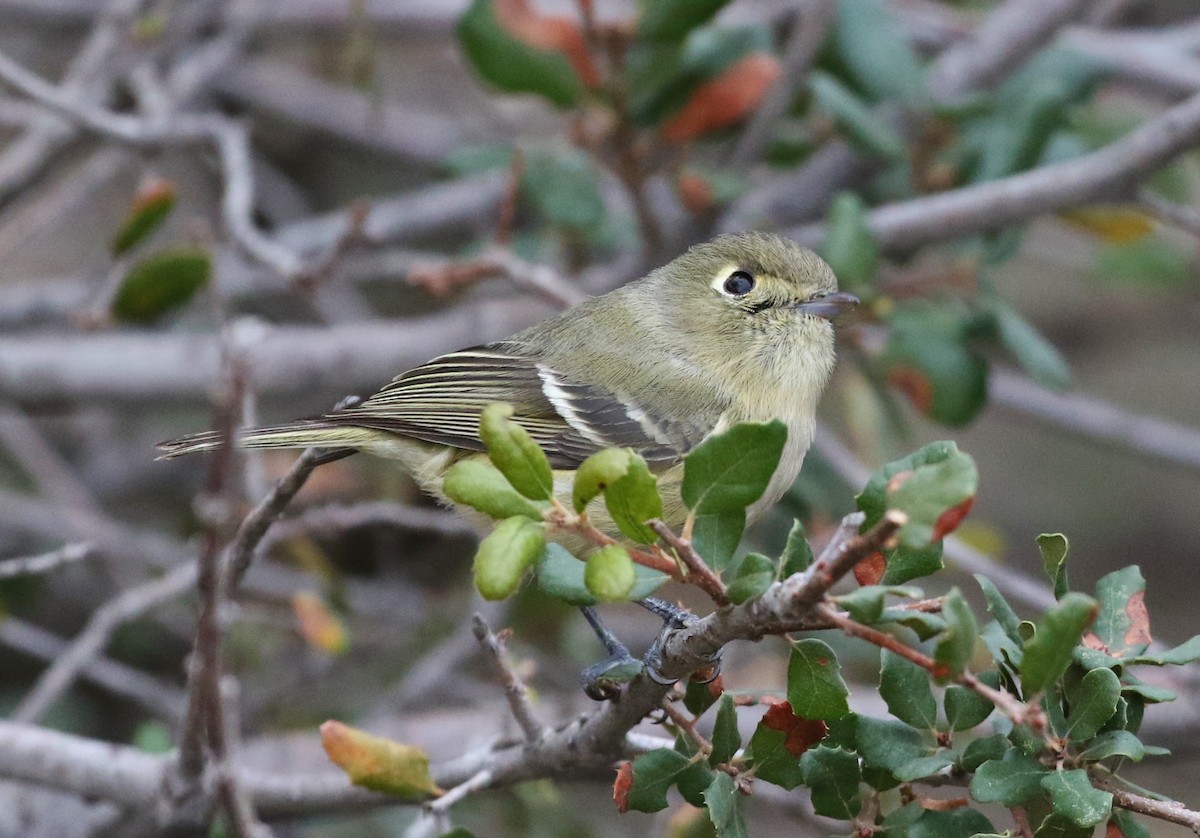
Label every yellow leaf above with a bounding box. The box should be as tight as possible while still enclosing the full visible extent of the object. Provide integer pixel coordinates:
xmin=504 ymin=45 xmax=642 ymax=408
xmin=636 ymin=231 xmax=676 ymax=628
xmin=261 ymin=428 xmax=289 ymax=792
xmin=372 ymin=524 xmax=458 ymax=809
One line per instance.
xmin=292 ymin=592 xmax=350 ymax=656
xmin=1060 ymin=206 xmax=1155 ymax=244
xmin=320 ymin=721 xmax=441 ymax=798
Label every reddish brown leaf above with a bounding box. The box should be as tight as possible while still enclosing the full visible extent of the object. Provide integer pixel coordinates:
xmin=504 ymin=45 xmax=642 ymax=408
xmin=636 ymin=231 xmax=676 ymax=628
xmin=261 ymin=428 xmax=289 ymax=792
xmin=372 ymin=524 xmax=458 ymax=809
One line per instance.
xmin=1106 ymin=823 xmax=1124 ymax=838
xmin=888 ymin=366 xmax=935 ymax=415
xmin=613 ymin=760 xmax=633 ymax=813
xmin=1123 ymin=590 xmax=1152 ymax=650
xmin=494 ymin=0 xmax=599 ymax=88
xmin=854 ymin=551 xmax=887 ymax=586
xmin=1082 ymin=632 xmax=1111 ymax=654
xmin=760 ymin=698 xmax=828 ymax=756
xmin=676 ymin=171 xmax=714 ymax=213
xmin=662 ymin=53 xmax=781 ymax=142
xmin=932 ymin=496 xmax=975 ymax=541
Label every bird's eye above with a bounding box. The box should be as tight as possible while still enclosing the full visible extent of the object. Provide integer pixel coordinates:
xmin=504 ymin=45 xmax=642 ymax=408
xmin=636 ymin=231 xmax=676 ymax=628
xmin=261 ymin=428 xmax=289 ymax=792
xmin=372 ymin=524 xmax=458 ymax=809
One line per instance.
xmin=723 ymin=271 xmax=755 ymax=296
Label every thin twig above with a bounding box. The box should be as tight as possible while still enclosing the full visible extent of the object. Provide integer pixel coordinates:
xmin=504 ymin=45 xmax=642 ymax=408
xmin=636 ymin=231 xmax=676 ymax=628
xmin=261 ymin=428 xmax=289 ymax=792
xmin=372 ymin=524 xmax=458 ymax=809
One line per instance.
xmin=426 ymin=769 xmax=494 ymax=814
xmin=0 ymin=542 xmax=96 ymax=581
xmin=648 ymin=518 xmax=728 ymax=604
xmin=471 ymin=614 xmax=545 ymax=743
xmin=660 ymin=700 xmax=713 ymax=757
xmin=1099 ymin=779 xmax=1200 ymax=835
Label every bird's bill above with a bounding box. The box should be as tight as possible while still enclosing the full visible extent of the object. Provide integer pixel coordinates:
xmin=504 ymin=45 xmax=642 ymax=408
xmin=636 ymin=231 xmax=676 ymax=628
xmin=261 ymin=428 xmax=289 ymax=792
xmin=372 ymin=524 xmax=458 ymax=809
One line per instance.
xmin=794 ymin=291 xmax=860 ymax=320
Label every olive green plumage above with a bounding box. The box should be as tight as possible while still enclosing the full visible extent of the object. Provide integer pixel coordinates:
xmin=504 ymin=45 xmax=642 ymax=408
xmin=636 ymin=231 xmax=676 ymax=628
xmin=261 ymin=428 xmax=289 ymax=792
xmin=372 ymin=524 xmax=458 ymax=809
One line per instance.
xmin=158 ymin=232 xmax=856 ymax=534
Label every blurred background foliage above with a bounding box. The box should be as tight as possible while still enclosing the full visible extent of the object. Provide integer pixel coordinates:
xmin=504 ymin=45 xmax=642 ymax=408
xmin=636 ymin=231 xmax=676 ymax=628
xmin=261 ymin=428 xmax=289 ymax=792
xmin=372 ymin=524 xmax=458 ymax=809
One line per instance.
xmin=1 ymin=0 xmax=1200 ymax=835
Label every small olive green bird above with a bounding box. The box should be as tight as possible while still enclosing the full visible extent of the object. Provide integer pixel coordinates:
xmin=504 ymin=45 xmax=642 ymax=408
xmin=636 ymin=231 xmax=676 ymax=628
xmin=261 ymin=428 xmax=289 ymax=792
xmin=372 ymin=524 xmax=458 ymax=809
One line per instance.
xmin=158 ymin=233 xmax=857 ymax=534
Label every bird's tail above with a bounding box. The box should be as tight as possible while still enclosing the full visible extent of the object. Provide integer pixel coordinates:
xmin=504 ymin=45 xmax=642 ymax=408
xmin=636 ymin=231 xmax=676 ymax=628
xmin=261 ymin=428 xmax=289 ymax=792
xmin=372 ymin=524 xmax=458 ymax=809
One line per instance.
xmin=155 ymin=421 xmax=376 ymax=460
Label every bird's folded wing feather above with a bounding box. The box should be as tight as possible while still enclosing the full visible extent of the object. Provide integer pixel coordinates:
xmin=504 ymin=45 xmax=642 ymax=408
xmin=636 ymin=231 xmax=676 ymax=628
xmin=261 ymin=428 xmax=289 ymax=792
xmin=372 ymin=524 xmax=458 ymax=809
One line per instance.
xmin=323 ymin=343 xmax=707 ymax=468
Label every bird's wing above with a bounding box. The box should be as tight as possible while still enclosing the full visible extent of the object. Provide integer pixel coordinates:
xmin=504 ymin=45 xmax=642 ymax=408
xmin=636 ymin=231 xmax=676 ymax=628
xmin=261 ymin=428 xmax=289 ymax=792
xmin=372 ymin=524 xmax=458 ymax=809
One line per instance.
xmin=323 ymin=343 xmax=703 ymax=468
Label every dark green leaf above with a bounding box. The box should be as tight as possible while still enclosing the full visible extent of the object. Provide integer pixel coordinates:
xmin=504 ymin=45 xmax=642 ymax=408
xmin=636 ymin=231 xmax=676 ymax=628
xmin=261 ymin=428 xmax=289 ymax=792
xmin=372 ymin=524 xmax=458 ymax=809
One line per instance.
xmin=744 ymin=702 xmax=826 ymax=790
xmin=682 ymin=421 xmax=788 ymax=513
xmin=623 ymin=749 xmax=692 ymax=813
xmin=1040 ymin=769 xmax=1111 ymax=828
xmin=820 ymin=191 xmax=878 ymax=292
xmin=690 ymin=508 xmax=744 ymax=571
xmin=835 ymin=585 xmax=892 ymax=624
xmin=976 ymin=574 xmax=1022 ymax=644
xmin=907 ymin=808 xmax=995 ymax=838
xmin=472 ymin=516 xmax=544 ymax=600
xmin=787 ymin=639 xmax=851 ymax=720
xmin=877 ymin=607 xmax=946 ymax=640
xmin=1020 ymin=593 xmax=1099 ymax=695
xmin=833 ymin=0 xmax=926 ymax=105
xmin=1035 ymin=813 xmax=1095 ymax=838
xmin=637 ymin=0 xmax=729 ymax=42
xmin=683 ymin=677 xmax=720 ymax=718
xmin=479 ymin=403 xmax=554 ymax=500
xmin=944 ymin=682 xmax=994 ymax=731
xmin=572 ymin=448 xmax=633 ymax=513
xmin=853 ymin=716 xmax=925 ymax=774
xmin=960 ymin=734 xmax=1007 ymax=772
xmin=1063 ymin=666 xmax=1119 ymax=742
xmin=1092 ymin=566 xmax=1151 ymax=658
xmin=522 ymin=149 xmax=606 ymax=230
xmin=1038 ymin=533 xmax=1070 ymax=601
xmin=934 ymin=588 xmax=978 ymax=681
xmin=709 ymin=694 xmax=740 ymax=766
xmin=673 ymin=734 xmax=717 ymax=807
xmin=1079 ymin=730 xmax=1167 ymax=763
xmin=809 ymin=72 xmax=907 ymax=162
xmin=704 ymin=772 xmax=747 ymax=838
xmin=536 ymin=543 xmax=666 ymax=606
xmin=726 ymin=552 xmax=774 ymax=605
xmin=800 ymin=746 xmax=862 ymax=820
xmin=893 ymin=750 xmax=955 ymax=782
xmin=112 ymin=179 xmax=175 ymax=256
xmin=880 ymin=649 xmax=937 ymax=729
xmin=1108 ymin=809 xmax=1150 ymax=838
xmin=1136 ymin=635 xmax=1200 ymax=666
xmin=778 ymin=518 xmax=814 ymax=577
xmin=604 ymin=454 xmax=664 ymax=544
xmin=457 ymin=0 xmax=583 ymax=107
xmin=970 ymin=748 xmax=1049 ymax=805
xmin=112 ymin=246 xmax=210 ymax=323
xmin=443 ymin=460 xmax=544 ymax=520
xmin=1121 ymin=680 xmax=1175 ymax=704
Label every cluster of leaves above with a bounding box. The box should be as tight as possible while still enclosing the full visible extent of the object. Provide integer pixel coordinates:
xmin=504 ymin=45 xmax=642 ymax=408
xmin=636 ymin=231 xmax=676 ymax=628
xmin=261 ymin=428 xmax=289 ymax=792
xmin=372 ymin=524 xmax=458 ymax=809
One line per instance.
xmin=107 ymin=176 xmax=211 ymax=324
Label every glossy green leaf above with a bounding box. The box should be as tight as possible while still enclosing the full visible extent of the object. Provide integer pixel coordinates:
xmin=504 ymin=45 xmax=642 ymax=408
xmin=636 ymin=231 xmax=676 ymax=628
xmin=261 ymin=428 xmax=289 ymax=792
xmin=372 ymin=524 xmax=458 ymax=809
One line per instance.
xmin=479 ymin=403 xmax=553 ymax=500
xmin=833 ymin=0 xmax=926 ymax=105
xmin=457 ymin=0 xmax=583 ymax=107
xmin=1041 ymin=769 xmax=1112 ymax=828
xmin=605 ymin=454 xmax=663 ymax=544
xmin=1038 ymin=533 xmax=1070 ymax=600
xmin=1064 ymin=666 xmax=1120 ymax=742
xmin=1136 ymin=635 xmax=1200 ymax=666
xmin=1079 ymin=730 xmax=1168 ymax=763
xmin=637 ymin=0 xmax=729 ymax=42
xmin=880 ymin=649 xmax=936 ymax=729
xmin=623 ymin=748 xmax=692 ymax=812
xmin=809 ymin=71 xmax=907 ymax=161
xmin=800 ymin=746 xmax=862 ymax=820
xmin=708 ymin=693 xmax=740 ymax=766
xmin=572 ymin=448 xmax=634 ymax=512
xmin=820 ymin=192 xmax=877 ymax=292
xmin=853 ymin=715 xmax=925 ymax=775
xmin=970 ymin=747 xmax=1049 ymax=805
xmin=894 ymin=750 xmax=955 ymax=783
xmin=778 ymin=518 xmax=814 ymax=577
xmin=536 ymin=543 xmax=666 ymax=605
xmin=112 ymin=179 xmax=175 ymax=256
xmin=1035 ymin=813 xmax=1095 ymax=838
xmin=960 ymin=734 xmax=1007 ymax=772
xmin=443 ymin=460 xmax=544 ymax=520
xmin=934 ymin=588 xmax=978 ymax=681
xmin=787 ymin=639 xmax=850 ymax=720
xmin=472 ymin=516 xmax=544 ymax=600
xmin=704 ymin=771 xmax=748 ymax=838
xmin=908 ymin=809 xmax=995 ymax=838
xmin=681 ymin=421 xmax=787 ymax=513
xmin=1021 ymin=593 xmax=1099 ymax=694
xmin=726 ymin=552 xmax=774 ymax=605
xmin=112 ymin=246 xmax=210 ymax=323
xmin=887 ymin=451 xmax=978 ymax=548
xmin=690 ymin=508 xmax=743 ymax=571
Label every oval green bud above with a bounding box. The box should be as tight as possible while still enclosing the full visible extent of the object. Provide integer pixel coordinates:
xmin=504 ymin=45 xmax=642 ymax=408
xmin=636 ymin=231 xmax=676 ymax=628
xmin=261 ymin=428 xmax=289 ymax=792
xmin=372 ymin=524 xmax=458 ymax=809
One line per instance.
xmin=443 ymin=459 xmax=544 ymax=521
xmin=473 ymin=516 xmax=545 ymax=601
xmin=572 ymin=447 xmax=633 ymax=513
xmin=584 ymin=545 xmax=636 ymax=602
xmin=605 ymin=454 xmax=663 ymax=544
xmin=479 ymin=403 xmax=554 ymax=501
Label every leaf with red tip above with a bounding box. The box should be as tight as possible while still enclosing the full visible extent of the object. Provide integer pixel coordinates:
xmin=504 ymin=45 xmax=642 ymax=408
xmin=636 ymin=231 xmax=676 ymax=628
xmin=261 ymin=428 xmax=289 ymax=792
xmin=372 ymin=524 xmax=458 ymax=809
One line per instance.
xmin=112 ymin=177 xmax=176 ymax=256
xmin=292 ymin=591 xmax=350 ymax=655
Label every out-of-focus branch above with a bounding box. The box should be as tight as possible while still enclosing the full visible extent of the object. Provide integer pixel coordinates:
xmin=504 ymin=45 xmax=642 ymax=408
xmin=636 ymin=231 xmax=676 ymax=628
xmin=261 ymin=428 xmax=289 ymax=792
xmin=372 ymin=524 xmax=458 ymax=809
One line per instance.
xmin=0 ymin=542 xmax=96 ymax=581
xmin=789 ymin=89 xmax=1200 ymax=252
